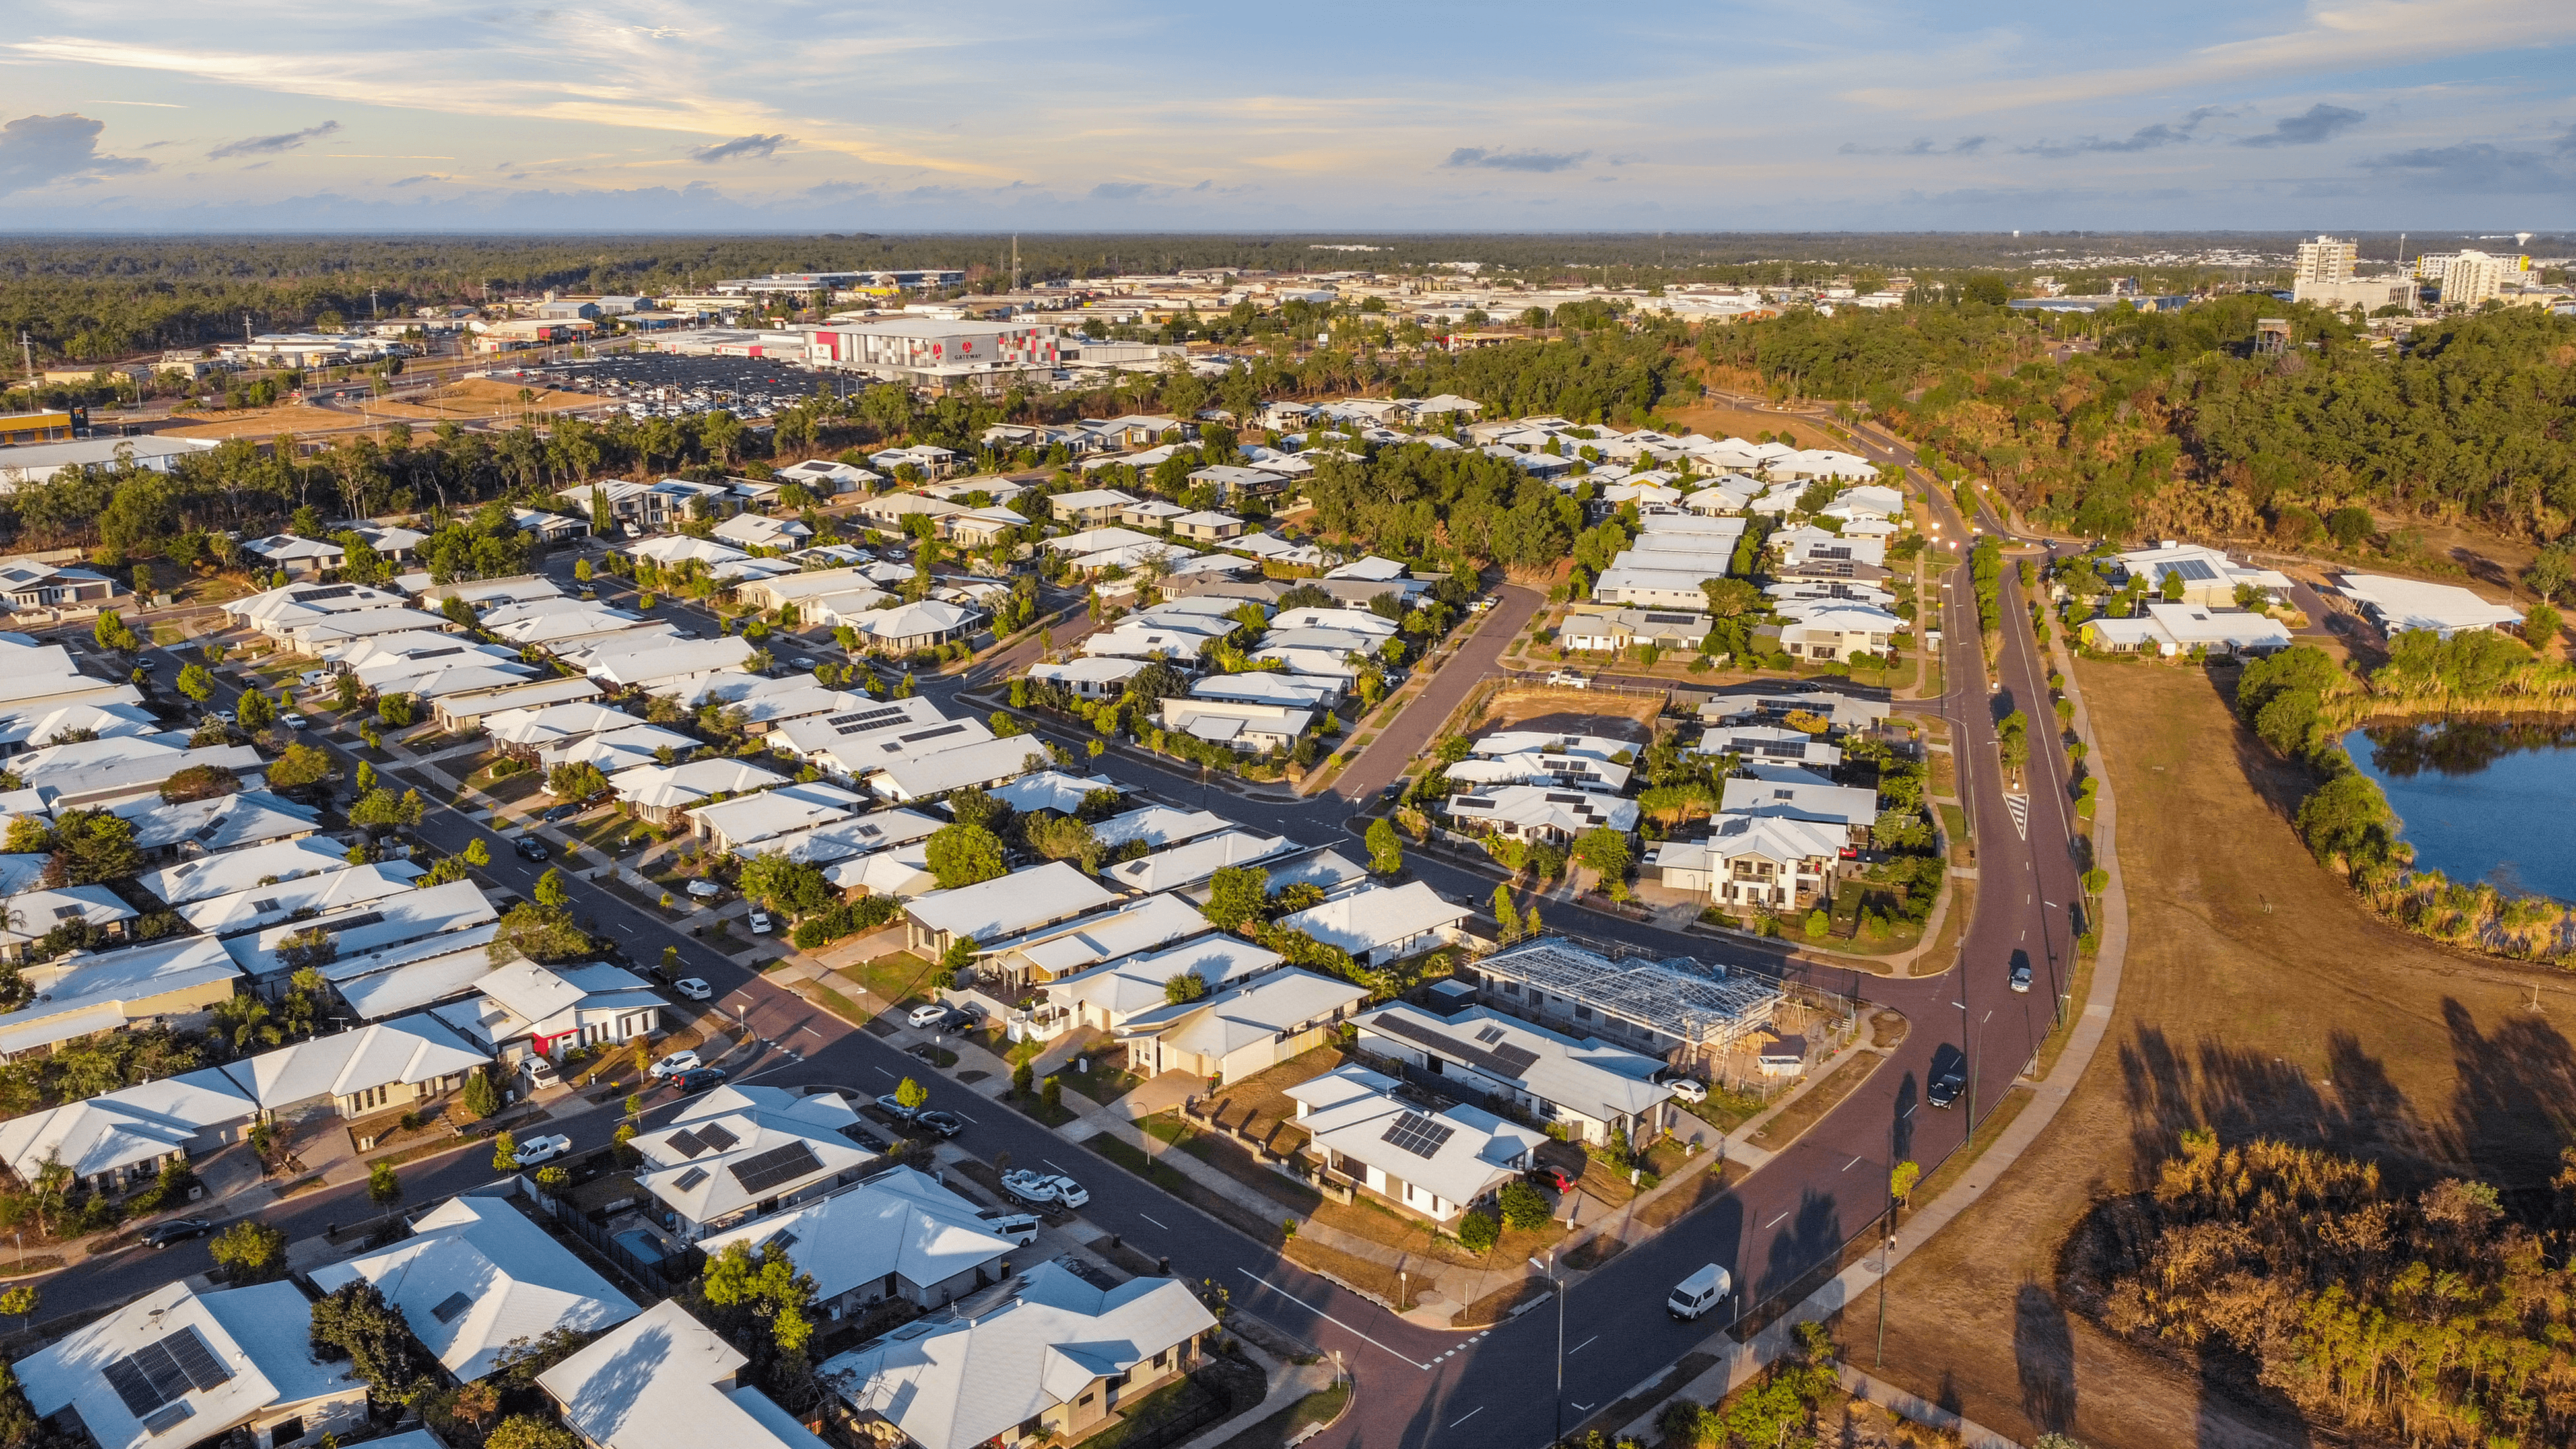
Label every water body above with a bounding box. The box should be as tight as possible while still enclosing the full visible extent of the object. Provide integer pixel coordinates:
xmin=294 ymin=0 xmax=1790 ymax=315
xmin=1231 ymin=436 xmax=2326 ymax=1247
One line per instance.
xmin=2342 ymin=721 xmax=2576 ymax=900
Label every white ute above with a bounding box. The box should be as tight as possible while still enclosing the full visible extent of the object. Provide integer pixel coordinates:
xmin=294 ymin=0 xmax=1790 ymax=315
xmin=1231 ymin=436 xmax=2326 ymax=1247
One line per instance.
xmin=1667 ymin=1263 xmax=1731 ymax=1321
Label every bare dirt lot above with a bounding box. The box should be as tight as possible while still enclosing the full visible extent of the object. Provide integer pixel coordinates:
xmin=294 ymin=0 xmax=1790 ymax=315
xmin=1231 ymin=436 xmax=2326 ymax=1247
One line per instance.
xmin=1862 ymin=659 xmax=2576 ymax=1449
xmin=160 ymin=403 xmax=360 ymax=439
xmin=160 ymin=377 xmax=601 ymax=440
xmin=1662 ymin=398 xmax=1847 ymax=452
xmin=1472 ymin=685 xmax=1662 ymax=738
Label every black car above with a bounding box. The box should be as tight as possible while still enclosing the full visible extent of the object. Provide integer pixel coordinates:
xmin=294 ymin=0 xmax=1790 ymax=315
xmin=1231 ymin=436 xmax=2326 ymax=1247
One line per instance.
xmin=140 ymin=1217 xmax=213 ymax=1249
xmin=672 ymin=1067 xmax=728 ymax=1093
xmin=543 ymin=801 xmax=584 ymax=823
xmin=1927 ymin=1063 xmax=1967 ymax=1108
xmin=514 ymin=836 xmax=549 ymax=861
xmin=913 ymin=1110 xmax=965 ymax=1139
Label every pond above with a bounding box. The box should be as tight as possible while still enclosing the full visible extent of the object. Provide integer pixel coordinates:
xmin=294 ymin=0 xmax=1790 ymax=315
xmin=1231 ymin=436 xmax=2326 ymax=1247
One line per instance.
xmin=2342 ymin=721 xmax=2576 ymax=901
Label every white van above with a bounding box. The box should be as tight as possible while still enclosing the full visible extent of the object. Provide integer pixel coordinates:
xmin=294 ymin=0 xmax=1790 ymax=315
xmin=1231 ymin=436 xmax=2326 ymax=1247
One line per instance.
xmin=1666 ymin=1263 xmax=1731 ymax=1322
xmin=978 ymin=1211 xmax=1041 ymax=1246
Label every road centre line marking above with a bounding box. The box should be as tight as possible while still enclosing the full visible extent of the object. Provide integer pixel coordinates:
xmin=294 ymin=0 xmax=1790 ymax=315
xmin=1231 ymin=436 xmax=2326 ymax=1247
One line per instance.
xmin=1448 ymin=1408 xmax=1483 ymax=1428
xmin=1234 ymin=1270 xmax=1432 ymax=1369
xmin=1137 ymin=1213 xmax=1169 ymax=1230
xmin=1764 ymin=1209 xmax=1792 ymax=1230
xmin=873 ymin=1066 xmax=895 ymax=1078
xmin=1569 ymin=1335 xmax=1598 ymax=1355
xmin=803 ymin=1027 xmax=824 ymax=1039
xmin=1844 ymin=1156 xmax=1864 ymax=1172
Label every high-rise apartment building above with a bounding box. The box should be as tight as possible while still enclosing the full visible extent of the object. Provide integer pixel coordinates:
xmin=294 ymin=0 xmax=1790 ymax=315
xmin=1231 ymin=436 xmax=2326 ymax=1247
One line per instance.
xmin=2293 ymin=236 xmax=2357 ymax=285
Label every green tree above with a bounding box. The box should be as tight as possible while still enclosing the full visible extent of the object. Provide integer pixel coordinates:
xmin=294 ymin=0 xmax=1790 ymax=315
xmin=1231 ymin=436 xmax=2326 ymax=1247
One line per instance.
xmin=547 ymin=760 xmax=609 ymax=801
xmin=459 ymin=1067 xmax=500 ymax=1122
xmin=1365 ymin=816 xmax=1404 ymax=875
xmin=933 ymin=933 xmax=976 ymax=989
xmin=178 ymin=663 xmax=217 ymax=704
xmin=1163 ymin=971 xmax=1208 ymax=1005
xmin=1497 ymin=1180 xmax=1551 ymax=1230
xmin=368 ymin=1159 xmax=402 ymax=1207
xmin=1571 ymin=826 xmax=1631 ymax=881
xmin=209 ymin=1221 xmax=288 ymax=1284
xmin=463 ymin=836 xmax=491 ymax=869
xmin=923 ymin=821 xmax=1006 ymax=889
xmin=700 ymin=1240 xmax=819 ymax=1357
xmin=308 ymin=1279 xmax=426 ymax=1394
xmin=489 ymin=902 xmax=590 ymax=963
xmin=1890 ymin=1160 xmax=1921 ymax=1209
xmin=1491 ymin=884 xmax=1519 ymax=943
xmin=485 ymin=1417 xmax=580 ymax=1449
xmin=44 ymin=807 xmax=142 ymax=885
xmin=1202 ymin=866 xmax=1271 ymax=931
xmin=533 ymin=867 xmax=570 ymax=910
xmin=492 ymin=1129 xmax=520 ymax=1173
xmin=236 ymin=686 xmax=275 ymax=731
xmin=2525 ymin=600 xmax=2563 ymax=653
xmin=1455 ymin=1210 xmax=1500 ymax=1254
xmin=265 ymin=741 xmax=335 ymax=793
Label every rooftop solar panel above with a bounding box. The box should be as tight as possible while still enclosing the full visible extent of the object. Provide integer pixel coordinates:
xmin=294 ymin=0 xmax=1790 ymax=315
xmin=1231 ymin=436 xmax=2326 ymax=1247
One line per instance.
xmin=731 ymin=1141 xmax=824 ymax=1196
xmin=671 ymin=1166 xmax=709 ymax=1192
xmin=1380 ymin=1112 xmax=1456 ymax=1159
xmin=694 ymin=1122 xmax=739 ymax=1152
xmin=430 ymin=1291 xmax=474 ymax=1324
xmin=664 ymin=1129 xmax=709 ymax=1159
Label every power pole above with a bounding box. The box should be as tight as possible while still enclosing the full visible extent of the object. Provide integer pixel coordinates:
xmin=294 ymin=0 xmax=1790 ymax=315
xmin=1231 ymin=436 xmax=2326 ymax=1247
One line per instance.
xmin=17 ymin=331 xmax=32 ymax=386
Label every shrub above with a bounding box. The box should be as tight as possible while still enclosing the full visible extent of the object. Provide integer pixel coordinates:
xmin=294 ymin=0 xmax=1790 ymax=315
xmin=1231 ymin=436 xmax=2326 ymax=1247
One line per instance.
xmin=1456 ymin=1209 xmax=1500 ymax=1254
xmin=1497 ymin=1180 xmax=1551 ymax=1230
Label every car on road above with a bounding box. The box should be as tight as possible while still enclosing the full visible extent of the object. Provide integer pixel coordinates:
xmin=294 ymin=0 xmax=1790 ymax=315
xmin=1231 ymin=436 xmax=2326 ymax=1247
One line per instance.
xmin=2009 ymin=961 xmax=2033 ymax=993
xmin=649 ymin=1050 xmax=702 ymax=1078
xmin=512 ymin=1133 xmax=574 ymax=1167
xmin=671 ymin=1067 xmax=727 ymax=1093
xmin=685 ymin=879 xmax=723 ymax=898
xmin=1000 ymin=1168 xmax=1061 ymax=1205
xmin=140 ymin=1217 xmax=214 ymax=1249
xmin=673 ymin=978 xmax=712 ymax=1001
xmin=747 ymin=911 xmax=773 ymax=934
xmin=1928 ymin=1061 xmax=1967 ymax=1108
xmin=906 ymin=1003 xmax=949 ymax=1029
xmin=1379 ymin=782 xmax=1406 ymax=803
xmin=212 ymin=709 xmax=236 ymax=724
xmin=1665 ymin=1077 xmax=1709 ymax=1104
xmin=914 ymin=1110 xmax=964 ymax=1139
xmin=281 ymin=712 xmax=308 ymax=729
xmin=543 ymin=801 xmax=585 ymax=822
xmin=1668 ymin=1263 xmax=1732 ymax=1321
xmin=514 ymin=836 xmax=549 ymax=861
xmin=873 ymin=1093 xmax=920 ymax=1123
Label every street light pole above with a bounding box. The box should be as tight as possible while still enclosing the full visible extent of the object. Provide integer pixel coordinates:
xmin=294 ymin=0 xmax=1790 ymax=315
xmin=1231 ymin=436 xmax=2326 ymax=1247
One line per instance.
xmin=1532 ymin=1252 xmax=1563 ymax=1446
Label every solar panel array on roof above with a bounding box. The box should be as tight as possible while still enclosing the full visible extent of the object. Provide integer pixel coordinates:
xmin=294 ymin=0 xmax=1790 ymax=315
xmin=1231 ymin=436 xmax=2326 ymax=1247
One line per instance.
xmin=1474 ymin=1025 xmax=1507 ymax=1045
xmin=251 ymin=898 xmax=281 ymax=914
xmin=430 ymin=1291 xmax=475 ymax=1324
xmin=1544 ymin=792 xmax=1585 ymax=804
xmin=694 ymin=1122 xmax=739 ymax=1152
xmin=671 ymin=1166 xmax=710 ymax=1192
xmin=1380 ymin=1112 xmax=1456 ymax=1159
xmin=664 ymin=1129 xmax=710 ymax=1159
xmin=101 ymin=1327 xmax=234 ymax=1419
xmin=1643 ymin=613 xmax=1699 ymax=624
xmin=827 ymin=706 xmax=909 ymax=734
xmin=730 ymin=1141 xmax=823 ymax=1196
xmin=882 ymin=723 xmax=966 ymax=752
xmin=292 ymin=585 xmax=359 ymax=603
xmin=1368 ymin=1012 xmax=1542 ymax=1084
xmin=51 ymin=904 xmax=84 ymax=920
xmin=2170 ymin=558 xmax=2220 ymax=582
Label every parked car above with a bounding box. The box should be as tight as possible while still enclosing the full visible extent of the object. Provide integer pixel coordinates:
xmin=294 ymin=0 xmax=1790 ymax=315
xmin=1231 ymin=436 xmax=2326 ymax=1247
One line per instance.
xmin=280 ymin=712 xmax=308 ymax=729
xmin=134 ymin=656 xmax=159 ymax=671
xmin=1546 ymin=670 xmax=1589 ymax=689
xmin=906 ymin=1003 xmax=949 ymax=1029
xmin=1036 ymin=1173 xmax=1087 ymax=1207
xmin=673 ymin=978 xmax=712 ymax=1001
xmin=1526 ymin=1164 xmax=1574 ymax=1194
xmin=671 ymin=1067 xmax=728 ymax=1093
xmin=939 ymin=1006 xmax=982 ymax=1032
xmin=1000 ymin=1168 xmax=1060 ymax=1205
xmin=512 ymin=1133 xmax=574 ymax=1167
xmin=212 ymin=709 xmax=236 ymax=724
xmin=298 ymin=669 xmax=331 ymax=687
xmin=649 ymin=1050 xmax=702 ymax=1078
xmin=1666 ymin=1077 xmax=1709 ymax=1104
xmin=978 ymin=1210 xmax=1042 ymax=1246
xmin=914 ymin=1110 xmax=964 ymax=1139
xmin=514 ymin=836 xmax=549 ymax=861
xmin=873 ymin=1093 xmax=920 ymax=1124
xmin=1667 ymin=1263 xmax=1732 ymax=1321
xmin=543 ymin=801 xmax=584 ymax=822
xmin=747 ymin=911 xmax=773 ymax=935
xmin=685 ymin=879 xmax=723 ymax=898
xmin=140 ymin=1217 xmax=213 ymax=1249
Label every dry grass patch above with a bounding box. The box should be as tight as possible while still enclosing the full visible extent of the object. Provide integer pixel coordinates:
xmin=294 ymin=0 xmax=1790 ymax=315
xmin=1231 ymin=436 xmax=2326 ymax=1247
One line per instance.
xmin=1746 ymin=1049 xmax=1885 ymax=1151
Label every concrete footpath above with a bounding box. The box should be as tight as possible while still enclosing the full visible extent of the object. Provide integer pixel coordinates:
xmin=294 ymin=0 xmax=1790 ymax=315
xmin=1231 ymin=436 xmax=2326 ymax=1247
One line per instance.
xmin=1618 ymin=545 xmax=2132 ymax=1448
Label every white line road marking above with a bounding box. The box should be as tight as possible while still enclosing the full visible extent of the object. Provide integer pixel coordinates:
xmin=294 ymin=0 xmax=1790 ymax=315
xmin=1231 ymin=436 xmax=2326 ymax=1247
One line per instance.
xmin=1844 ymin=1156 xmax=1864 ymax=1172
xmin=1234 ymin=1270 xmax=1431 ymax=1369
xmin=952 ymin=1110 xmax=977 ymax=1123
xmin=873 ymin=1066 xmax=895 ymax=1078
xmin=1043 ymin=1158 xmax=1071 ymax=1174
xmin=1764 ymin=1209 xmax=1792 ymax=1229
xmin=1572 ymin=1402 xmax=1596 ymax=1413
xmin=803 ymin=1027 xmax=825 ymax=1039
xmin=1138 ymin=1213 xmax=1170 ymax=1230
xmin=1448 ymin=1409 xmax=1483 ymax=1429
xmin=1568 ymin=1335 xmax=1598 ymax=1355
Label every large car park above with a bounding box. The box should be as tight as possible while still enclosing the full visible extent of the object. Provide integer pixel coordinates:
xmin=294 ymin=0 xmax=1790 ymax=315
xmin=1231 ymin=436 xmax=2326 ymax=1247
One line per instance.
xmin=525 ymin=353 xmax=857 ymax=420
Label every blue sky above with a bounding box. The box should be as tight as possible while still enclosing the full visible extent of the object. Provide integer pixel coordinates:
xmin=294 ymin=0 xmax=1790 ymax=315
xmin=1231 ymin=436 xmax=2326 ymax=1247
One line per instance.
xmin=1 ymin=0 xmax=2571 ymax=230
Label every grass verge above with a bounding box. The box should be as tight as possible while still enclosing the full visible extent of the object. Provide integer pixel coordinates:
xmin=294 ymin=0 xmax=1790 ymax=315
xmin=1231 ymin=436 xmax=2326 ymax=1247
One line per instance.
xmin=1211 ymin=1381 xmax=1351 ymax=1449
xmin=1746 ymin=1050 xmax=1884 ymax=1151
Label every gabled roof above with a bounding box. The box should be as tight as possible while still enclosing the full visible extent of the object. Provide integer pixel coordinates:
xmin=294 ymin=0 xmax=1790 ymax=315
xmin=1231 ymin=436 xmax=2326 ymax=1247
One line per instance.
xmin=1101 ymin=830 xmax=1297 ymax=893
xmin=539 ymin=1300 xmax=831 ymax=1449
xmin=176 ymin=861 xmax=421 ymax=938
xmin=1090 ymin=805 xmax=1233 ymax=852
xmin=1273 ymin=882 xmax=1469 ymax=957
xmin=819 ymin=1263 xmax=1216 ymax=1449
xmin=906 ymin=862 xmax=1118 ymax=944
xmin=985 ymin=893 xmax=1221 ymax=982
xmin=631 ymin=1096 xmax=873 ymax=1226
xmin=309 ymin=1194 xmax=638 ymax=1381
xmin=984 ymin=772 xmax=1121 ymax=816
xmin=1355 ymin=1001 xmax=1670 ymax=1124
xmin=16 ymin=1281 xmax=356 ymax=1449
xmin=1285 ymin=1063 xmax=1543 ymax=1209
xmin=696 ymin=1166 xmax=1012 ymax=1302
xmin=218 ymin=1014 xmax=489 ymax=1108
xmin=1114 ymin=967 xmax=1364 ymax=1058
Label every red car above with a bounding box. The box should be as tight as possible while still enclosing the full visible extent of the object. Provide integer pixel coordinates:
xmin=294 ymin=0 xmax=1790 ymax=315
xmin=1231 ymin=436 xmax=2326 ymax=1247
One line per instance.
xmin=1526 ymin=1164 xmax=1575 ymax=1194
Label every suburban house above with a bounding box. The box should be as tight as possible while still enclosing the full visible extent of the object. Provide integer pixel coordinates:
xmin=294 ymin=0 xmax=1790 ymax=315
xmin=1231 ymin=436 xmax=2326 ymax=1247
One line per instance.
xmin=2080 ymin=600 xmax=2294 ymax=657
xmin=308 ymin=1190 xmax=640 ymax=1381
xmin=0 ymin=883 xmax=139 ymax=961
xmin=1099 ymin=830 xmax=1297 ymax=894
xmin=902 ymin=863 xmax=1120 ymax=960
xmin=430 ymin=961 xmax=664 ymax=1067
xmin=862 ymin=734 xmax=1046 ymax=805
xmin=0 ymin=934 xmax=243 ymax=1060
xmin=1465 ymin=939 xmax=1785 ymax=1071
xmin=1770 ymin=601 xmax=1901 ymax=662
xmin=1114 ymin=967 xmax=1368 ymax=1083
xmin=1156 ymin=697 xmax=1312 ymax=755
xmin=820 ymin=1262 xmax=1216 ymax=1449
xmin=1047 ymin=488 xmax=1141 ymax=526
xmin=539 ymin=1299 xmax=832 ymax=1449
xmin=1284 ymin=1063 xmax=1545 ymax=1223
xmin=1026 ymin=656 xmax=1146 ymax=700
xmin=1443 ymin=785 xmax=1641 ymax=843
xmin=15 ymin=1281 xmax=368 ymax=1449
xmin=609 ymin=757 xmax=788 ymax=826
xmin=1647 ymin=813 xmax=1851 ymax=910
xmin=693 ymin=1166 xmax=1017 ymax=1319
xmin=2110 ymin=541 xmax=2295 ymax=608
xmin=0 ymin=560 xmax=120 ymax=611
xmin=1558 ymin=607 xmax=1712 ymax=654
xmin=973 ymin=893 xmax=1214 ymax=991
xmin=687 ymin=781 xmax=869 ymax=854
xmin=632 ymin=1087 xmax=882 ymax=1242
xmin=1717 ymin=776 xmax=1878 ymax=844
xmin=1270 ymin=882 xmax=1470 ymax=968
xmin=1354 ymin=1001 xmax=1675 ymax=1146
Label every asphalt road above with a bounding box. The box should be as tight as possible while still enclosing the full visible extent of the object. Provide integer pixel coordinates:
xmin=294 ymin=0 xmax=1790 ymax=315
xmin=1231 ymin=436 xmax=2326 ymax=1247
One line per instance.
xmin=44 ymin=465 xmax=2087 ymax=1449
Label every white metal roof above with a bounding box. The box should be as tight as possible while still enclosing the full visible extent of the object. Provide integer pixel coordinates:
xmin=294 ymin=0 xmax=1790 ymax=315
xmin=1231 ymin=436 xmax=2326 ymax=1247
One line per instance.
xmin=539 ymin=1300 xmax=831 ymax=1449
xmin=695 ymin=1166 xmax=1012 ymax=1302
xmin=1272 ymin=881 xmax=1468 ymax=957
